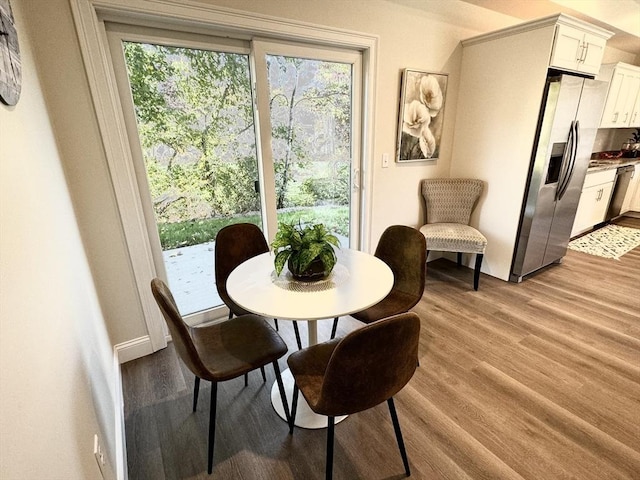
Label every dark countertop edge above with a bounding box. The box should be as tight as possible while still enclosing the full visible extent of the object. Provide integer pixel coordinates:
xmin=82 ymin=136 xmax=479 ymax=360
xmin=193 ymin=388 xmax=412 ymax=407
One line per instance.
xmin=587 ymin=159 xmax=640 ymax=172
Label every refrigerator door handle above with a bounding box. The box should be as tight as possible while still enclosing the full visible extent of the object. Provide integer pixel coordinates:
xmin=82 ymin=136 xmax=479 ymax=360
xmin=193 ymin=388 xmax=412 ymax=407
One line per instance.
xmin=557 ymin=120 xmax=579 ymax=201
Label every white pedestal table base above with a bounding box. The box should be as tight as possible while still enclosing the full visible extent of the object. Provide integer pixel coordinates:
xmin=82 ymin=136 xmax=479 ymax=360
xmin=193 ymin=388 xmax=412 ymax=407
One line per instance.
xmin=271 ymin=368 xmax=347 ymax=429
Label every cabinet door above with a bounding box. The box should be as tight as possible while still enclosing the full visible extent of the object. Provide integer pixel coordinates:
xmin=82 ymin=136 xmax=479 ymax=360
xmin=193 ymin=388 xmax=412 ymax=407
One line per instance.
xmin=626 ymin=74 xmax=640 ymax=127
xmin=571 ymin=182 xmax=615 ymax=237
xmin=622 ymin=165 xmax=640 ymax=213
xmin=550 ymin=24 xmax=583 ymax=72
xmin=580 ymin=33 xmax=606 ymax=75
xmin=600 ymin=68 xmax=640 ymax=128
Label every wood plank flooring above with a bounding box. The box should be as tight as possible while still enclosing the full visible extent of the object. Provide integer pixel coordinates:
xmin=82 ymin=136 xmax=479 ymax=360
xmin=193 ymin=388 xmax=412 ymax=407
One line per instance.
xmin=121 ymin=217 xmax=640 ymax=480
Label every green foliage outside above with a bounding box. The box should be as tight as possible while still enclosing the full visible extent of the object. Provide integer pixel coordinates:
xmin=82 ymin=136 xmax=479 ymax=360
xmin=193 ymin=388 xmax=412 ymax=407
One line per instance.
xmin=159 ymin=206 xmax=348 ymax=250
xmin=123 ymin=43 xmax=351 ymax=250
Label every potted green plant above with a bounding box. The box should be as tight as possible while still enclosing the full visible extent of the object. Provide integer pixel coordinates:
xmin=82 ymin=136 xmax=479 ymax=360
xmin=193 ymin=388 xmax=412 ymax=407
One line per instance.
xmin=622 ymin=128 xmax=640 ymax=157
xmin=271 ymin=222 xmax=340 ymax=281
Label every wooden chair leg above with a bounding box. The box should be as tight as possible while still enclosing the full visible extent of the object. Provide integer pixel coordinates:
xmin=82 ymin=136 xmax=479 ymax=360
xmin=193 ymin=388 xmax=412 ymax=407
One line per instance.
xmin=273 ymin=361 xmax=291 ymax=425
xmin=193 ymin=376 xmax=200 ymax=412
xmin=474 ymin=253 xmax=483 ymax=291
xmin=207 ymin=382 xmax=218 ymax=474
xmin=388 ymin=397 xmax=410 ymax=476
xmin=289 ymin=385 xmax=299 ymax=434
xmin=293 ymin=321 xmax=302 ymax=350
xmin=326 ymin=416 xmax=335 ymax=480
xmin=330 ymin=316 xmax=339 ymax=339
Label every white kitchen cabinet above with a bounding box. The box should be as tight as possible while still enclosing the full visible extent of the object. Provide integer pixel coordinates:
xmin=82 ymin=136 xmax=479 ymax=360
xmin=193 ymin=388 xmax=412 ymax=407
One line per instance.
xmin=598 ymin=63 xmax=640 ymax=128
xmin=625 ymin=164 xmax=640 ymax=213
xmin=550 ymin=23 xmax=607 ymax=76
xmin=571 ymin=169 xmax=617 ymax=237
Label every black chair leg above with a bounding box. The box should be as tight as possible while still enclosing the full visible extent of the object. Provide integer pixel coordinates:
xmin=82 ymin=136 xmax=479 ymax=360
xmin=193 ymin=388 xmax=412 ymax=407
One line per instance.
xmin=207 ymin=382 xmax=218 ymax=474
xmin=273 ymin=361 xmax=291 ymax=425
xmin=474 ymin=253 xmax=483 ymax=291
xmin=289 ymin=385 xmax=299 ymax=434
xmin=244 ymin=373 xmax=248 ymax=387
xmin=193 ymin=376 xmax=200 ymax=412
xmin=388 ymin=397 xmax=410 ymax=476
xmin=326 ymin=416 xmax=335 ymax=480
xmin=457 ymin=252 xmax=462 ymax=266
xmin=260 ymin=366 xmax=266 ymax=382
xmin=293 ymin=321 xmax=302 ymax=350
xmin=274 ymin=318 xmax=279 ymax=331
xmin=330 ymin=316 xmax=339 ymax=339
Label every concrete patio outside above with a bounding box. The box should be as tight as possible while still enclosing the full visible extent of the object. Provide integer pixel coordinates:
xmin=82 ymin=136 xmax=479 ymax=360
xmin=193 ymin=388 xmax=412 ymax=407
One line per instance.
xmin=163 ymin=233 xmax=349 ymax=319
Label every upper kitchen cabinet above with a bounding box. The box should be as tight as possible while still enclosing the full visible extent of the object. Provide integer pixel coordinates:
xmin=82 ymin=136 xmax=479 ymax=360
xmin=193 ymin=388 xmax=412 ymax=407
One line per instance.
xmin=549 ymin=22 xmax=608 ymax=76
xmin=598 ymin=63 xmax=640 ymax=128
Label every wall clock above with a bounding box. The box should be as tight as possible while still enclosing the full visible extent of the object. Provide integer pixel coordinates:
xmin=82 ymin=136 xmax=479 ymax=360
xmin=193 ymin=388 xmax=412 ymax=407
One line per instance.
xmin=0 ymin=0 xmax=21 ymax=106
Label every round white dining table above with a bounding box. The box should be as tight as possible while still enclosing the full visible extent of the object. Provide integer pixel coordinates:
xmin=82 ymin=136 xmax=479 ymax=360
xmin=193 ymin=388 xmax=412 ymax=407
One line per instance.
xmin=227 ymin=248 xmax=394 ymax=429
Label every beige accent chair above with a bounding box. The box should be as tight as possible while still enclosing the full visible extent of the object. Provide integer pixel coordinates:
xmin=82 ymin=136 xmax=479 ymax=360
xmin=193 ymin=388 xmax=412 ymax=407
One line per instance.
xmin=419 ymin=178 xmax=487 ymax=290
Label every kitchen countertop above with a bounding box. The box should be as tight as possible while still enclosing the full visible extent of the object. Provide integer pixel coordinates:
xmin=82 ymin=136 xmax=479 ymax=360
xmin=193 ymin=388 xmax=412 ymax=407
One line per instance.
xmin=587 ymin=158 xmax=640 ymax=172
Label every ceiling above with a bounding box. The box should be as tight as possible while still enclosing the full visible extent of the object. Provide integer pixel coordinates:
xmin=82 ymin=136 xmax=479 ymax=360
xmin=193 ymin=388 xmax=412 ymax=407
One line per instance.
xmin=390 ymin=0 xmax=640 ymax=55
xmin=461 ymin=0 xmax=640 ymax=53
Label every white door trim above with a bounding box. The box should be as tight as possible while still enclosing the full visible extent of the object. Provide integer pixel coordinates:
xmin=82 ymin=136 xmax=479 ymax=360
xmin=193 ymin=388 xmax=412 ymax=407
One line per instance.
xmin=69 ymin=0 xmax=379 ymax=353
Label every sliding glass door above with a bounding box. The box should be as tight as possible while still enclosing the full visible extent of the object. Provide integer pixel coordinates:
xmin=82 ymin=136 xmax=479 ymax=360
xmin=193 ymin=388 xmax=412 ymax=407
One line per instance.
xmin=107 ymin=25 xmax=362 ymax=323
xmin=253 ymin=40 xmax=361 ymax=249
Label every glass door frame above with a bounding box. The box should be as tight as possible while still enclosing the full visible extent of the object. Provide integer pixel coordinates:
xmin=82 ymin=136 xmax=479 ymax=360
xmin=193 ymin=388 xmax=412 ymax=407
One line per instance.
xmin=107 ymin=25 xmax=365 ymax=325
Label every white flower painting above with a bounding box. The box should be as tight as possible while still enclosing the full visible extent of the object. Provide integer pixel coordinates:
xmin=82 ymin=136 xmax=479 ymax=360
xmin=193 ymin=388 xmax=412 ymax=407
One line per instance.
xmin=397 ymin=69 xmax=448 ymax=162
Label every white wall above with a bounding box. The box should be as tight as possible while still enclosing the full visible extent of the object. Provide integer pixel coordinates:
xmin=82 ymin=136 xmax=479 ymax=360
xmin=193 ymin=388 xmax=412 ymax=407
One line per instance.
xmin=0 ymin=1 xmax=116 ymax=478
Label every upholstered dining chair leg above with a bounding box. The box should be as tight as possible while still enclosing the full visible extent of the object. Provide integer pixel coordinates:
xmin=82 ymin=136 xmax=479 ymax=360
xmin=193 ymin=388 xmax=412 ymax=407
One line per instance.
xmin=193 ymin=376 xmax=200 ymax=412
xmin=274 ymin=318 xmax=279 ymax=331
xmin=474 ymin=253 xmax=483 ymax=291
xmin=293 ymin=321 xmax=302 ymax=350
xmin=244 ymin=373 xmax=248 ymax=387
xmin=387 ymin=397 xmax=410 ymax=476
xmin=289 ymin=385 xmax=299 ymax=434
xmin=260 ymin=366 xmax=266 ymax=382
xmin=272 ymin=360 xmax=291 ymax=425
xmin=457 ymin=252 xmax=463 ymax=266
xmin=330 ymin=317 xmax=339 ymax=339
xmin=207 ymin=382 xmax=218 ymax=474
xmin=326 ymin=416 xmax=335 ymax=480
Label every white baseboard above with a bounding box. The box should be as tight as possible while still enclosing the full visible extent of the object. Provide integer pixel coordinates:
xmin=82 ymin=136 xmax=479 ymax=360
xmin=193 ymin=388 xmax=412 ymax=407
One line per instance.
xmin=114 ymin=336 xmax=155 ymax=364
xmin=113 ymin=349 xmax=128 ymax=480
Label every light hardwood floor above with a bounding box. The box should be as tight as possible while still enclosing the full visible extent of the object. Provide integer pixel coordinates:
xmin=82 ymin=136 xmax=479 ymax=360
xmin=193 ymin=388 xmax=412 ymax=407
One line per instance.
xmin=122 ymin=217 xmax=640 ymax=480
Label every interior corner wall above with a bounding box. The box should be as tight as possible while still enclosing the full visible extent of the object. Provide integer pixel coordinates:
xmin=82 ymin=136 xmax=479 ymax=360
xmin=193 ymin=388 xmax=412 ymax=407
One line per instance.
xmin=0 ymin=2 xmax=116 ymax=479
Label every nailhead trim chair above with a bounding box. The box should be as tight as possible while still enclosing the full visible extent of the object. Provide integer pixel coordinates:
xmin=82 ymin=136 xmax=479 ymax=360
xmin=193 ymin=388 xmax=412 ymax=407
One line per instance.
xmin=151 ymin=278 xmax=290 ymax=474
xmin=288 ymin=312 xmax=421 ymax=480
xmin=419 ymin=178 xmax=487 ymax=290
xmin=215 ymin=223 xmax=303 ymax=351
xmin=330 ymin=225 xmax=425 ymax=338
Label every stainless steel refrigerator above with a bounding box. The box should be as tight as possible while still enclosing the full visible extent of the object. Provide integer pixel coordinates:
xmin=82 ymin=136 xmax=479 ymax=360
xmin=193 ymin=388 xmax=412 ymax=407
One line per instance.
xmin=510 ymin=74 xmax=608 ymax=282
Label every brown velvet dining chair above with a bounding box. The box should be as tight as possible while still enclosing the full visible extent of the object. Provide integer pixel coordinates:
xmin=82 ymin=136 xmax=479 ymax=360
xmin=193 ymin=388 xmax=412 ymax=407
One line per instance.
xmin=215 ymin=222 xmax=303 ymax=350
xmin=150 ymin=278 xmax=291 ymax=475
xmin=419 ymin=178 xmax=487 ymax=290
xmin=330 ymin=225 xmax=426 ymax=338
xmin=287 ymin=311 xmax=421 ymax=480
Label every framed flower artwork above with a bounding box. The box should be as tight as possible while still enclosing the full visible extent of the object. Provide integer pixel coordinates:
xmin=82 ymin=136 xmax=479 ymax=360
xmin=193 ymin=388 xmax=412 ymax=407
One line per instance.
xmin=396 ymin=69 xmax=448 ymax=162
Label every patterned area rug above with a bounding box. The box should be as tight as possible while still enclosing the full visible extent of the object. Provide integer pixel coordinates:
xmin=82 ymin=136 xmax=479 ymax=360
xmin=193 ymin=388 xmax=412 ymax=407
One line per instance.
xmin=568 ymin=224 xmax=640 ymax=260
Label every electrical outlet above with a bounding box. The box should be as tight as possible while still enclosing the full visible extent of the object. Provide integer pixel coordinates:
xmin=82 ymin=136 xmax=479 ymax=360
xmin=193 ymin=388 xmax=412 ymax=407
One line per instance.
xmin=93 ymin=434 xmax=106 ymax=478
xmin=382 ymin=153 xmax=389 ymax=168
